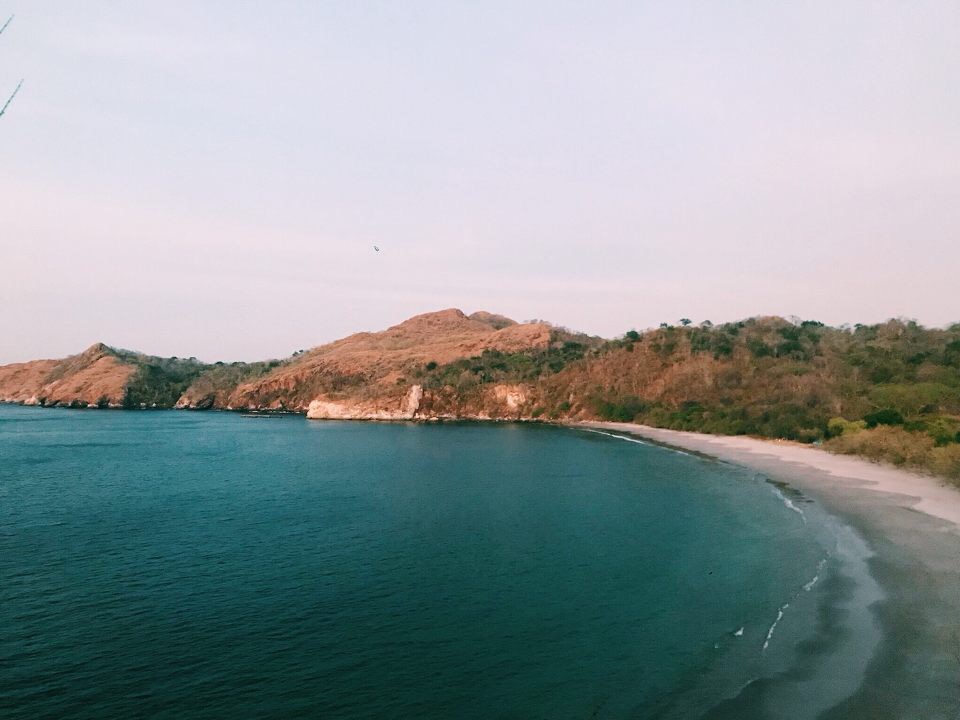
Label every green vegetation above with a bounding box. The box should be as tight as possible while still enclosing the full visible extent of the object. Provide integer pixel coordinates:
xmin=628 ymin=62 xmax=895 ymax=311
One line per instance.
xmin=593 ymin=396 xmax=647 ymax=422
xmin=178 ymin=360 xmax=284 ymax=408
xmin=119 ymin=354 xmax=208 ymax=408
xmin=107 ymin=343 xmax=296 ymax=409
xmin=535 ymin=317 xmax=960 ymax=482
xmin=863 ymin=408 xmax=905 ymax=428
xmin=417 ymin=334 xmax=597 ymax=391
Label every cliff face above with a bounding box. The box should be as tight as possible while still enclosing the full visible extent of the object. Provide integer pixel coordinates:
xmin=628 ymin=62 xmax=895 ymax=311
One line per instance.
xmin=303 ymin=382 xmax=537 ymax=421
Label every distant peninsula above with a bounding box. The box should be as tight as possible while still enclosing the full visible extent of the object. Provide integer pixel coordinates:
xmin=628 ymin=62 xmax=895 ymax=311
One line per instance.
xmin=2 ymin=308 xmax=958 ymax=482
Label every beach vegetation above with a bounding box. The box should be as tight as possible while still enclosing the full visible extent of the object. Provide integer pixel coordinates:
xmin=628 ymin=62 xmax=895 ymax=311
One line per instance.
xmin=593 ymin=396 xmax=646 ymax=422
xmin=930 ymin=444 xmax=960 ymax=483
xmin=827 ymin=417 xmax=867 ymax=438
xmin=827 ymin=426 xmax=960 ymax=484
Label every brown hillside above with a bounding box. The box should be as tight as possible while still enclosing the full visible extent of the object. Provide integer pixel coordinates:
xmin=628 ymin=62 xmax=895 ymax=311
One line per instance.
xmin=545 ymin=318 xmax=842 ymax=414
xmin=0 ymin=344 xmax=134 ymax=407
xmin=178 ymin=309 xmax=552 ymax=411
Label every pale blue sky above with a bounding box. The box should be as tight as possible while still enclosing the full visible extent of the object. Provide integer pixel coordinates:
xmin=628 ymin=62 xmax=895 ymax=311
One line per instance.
xmin=1 ymin=2 xmax=958 ymax=363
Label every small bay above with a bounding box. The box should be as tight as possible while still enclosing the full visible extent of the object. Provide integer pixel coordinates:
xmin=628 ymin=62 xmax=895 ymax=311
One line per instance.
xmin=0 ymin=406 xmax=855 ymax=718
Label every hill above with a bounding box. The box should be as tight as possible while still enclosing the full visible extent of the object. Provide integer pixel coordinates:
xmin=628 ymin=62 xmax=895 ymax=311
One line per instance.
xmin=2 ymin=310 xmax=958 ymax=481
xmin=539 ymin=317 xmax=960 ymax=481
xmin=177 ymin=309 xmax=559 ymax=416
xmin=0 ymin=343 xmax=240 ymax=409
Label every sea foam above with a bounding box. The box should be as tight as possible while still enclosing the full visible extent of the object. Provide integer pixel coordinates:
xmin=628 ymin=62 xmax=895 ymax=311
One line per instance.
xmin=803 ymin=557 xmax=828 ymax=592
xmin=581 ymin=428 xmax=695 ymax=457
xmin=767 ymin=482 xmax=806 ymax=524
xmin=763 ymin=603 xmax=789 ymax=651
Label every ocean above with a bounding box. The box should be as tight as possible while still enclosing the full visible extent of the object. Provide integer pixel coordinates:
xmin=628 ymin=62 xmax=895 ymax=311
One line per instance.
xmin=0 ymin=406 xmax=871 ymax=718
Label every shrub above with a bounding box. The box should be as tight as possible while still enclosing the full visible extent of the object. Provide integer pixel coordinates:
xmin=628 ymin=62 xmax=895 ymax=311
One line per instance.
xmin=863 ymin=408 xmax=905 ymax=428
xmin=747 ymin=340 xmax=773 ymax=358
xmin=827 ymin=417 xmax=867 ymax=438
xmin=925 ymin=417 xmax=960 ymax=446
xmin=689 ymin=329 xmax=713 ymax=354
xmin=712 ymin=336 xmax=734 ymax=358
xmin=776 ymin=339 xmax=806 ymax=359
xmin=827 ymin=426 xmax=935 ymax=467
xmin=930 ymin=445 xmax=960 ymax=484
xmin=593 ymin=396 xmax=646 ymax=422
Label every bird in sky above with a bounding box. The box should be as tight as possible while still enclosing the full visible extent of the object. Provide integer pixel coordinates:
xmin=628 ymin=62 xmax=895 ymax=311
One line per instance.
xmin=373 ymin=246 xmax=380 ymax=253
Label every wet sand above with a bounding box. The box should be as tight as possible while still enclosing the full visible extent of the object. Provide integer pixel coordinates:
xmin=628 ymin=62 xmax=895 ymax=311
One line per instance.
xmin=580 ymin=422 xmax=960 ymax=719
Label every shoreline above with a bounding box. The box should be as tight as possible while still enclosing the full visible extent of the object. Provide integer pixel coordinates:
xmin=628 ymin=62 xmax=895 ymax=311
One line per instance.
xmin=578 ymin=422 xmax=960 ymax=529
xmin=580 ymin=421 xmax=960 ymax=718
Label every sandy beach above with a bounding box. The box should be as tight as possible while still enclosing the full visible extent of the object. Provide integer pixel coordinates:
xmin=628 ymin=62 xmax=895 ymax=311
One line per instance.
xmin=580 ymin=421 xmax=960 ymax=718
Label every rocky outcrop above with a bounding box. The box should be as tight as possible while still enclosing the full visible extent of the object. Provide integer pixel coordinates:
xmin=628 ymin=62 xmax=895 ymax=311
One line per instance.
xmin=491 ymin=384 xmax=528 ymax=411
xmin=403 ymin=384 xmax=424 ymax=415
xmin=302 ymin=382 xmax=536 ymax=422
xmin=306 ymin=385 xmax=424 ymax=420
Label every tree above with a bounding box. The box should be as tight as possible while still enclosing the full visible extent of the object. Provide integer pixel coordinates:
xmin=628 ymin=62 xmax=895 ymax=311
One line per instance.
xmin=625 ymin=330 xmax=640 ymax=342
xmin=864 ymin=408 xmax=905 ymax=428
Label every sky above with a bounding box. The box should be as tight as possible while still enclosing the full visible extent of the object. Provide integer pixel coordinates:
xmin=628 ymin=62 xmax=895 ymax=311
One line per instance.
xmin=1 ymin=1 xmax=958 ymax=364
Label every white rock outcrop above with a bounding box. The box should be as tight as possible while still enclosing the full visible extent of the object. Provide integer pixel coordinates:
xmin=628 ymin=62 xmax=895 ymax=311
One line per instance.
xmin=307 ymin=384 xmax=423 ymax=421
xmin=492 ymin=384 xmax=527 ymax=411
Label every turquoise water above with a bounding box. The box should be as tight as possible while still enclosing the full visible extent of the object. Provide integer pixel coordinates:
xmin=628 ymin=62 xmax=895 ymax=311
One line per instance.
xmin=0 ymin=406 xmax=841 ymax=718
